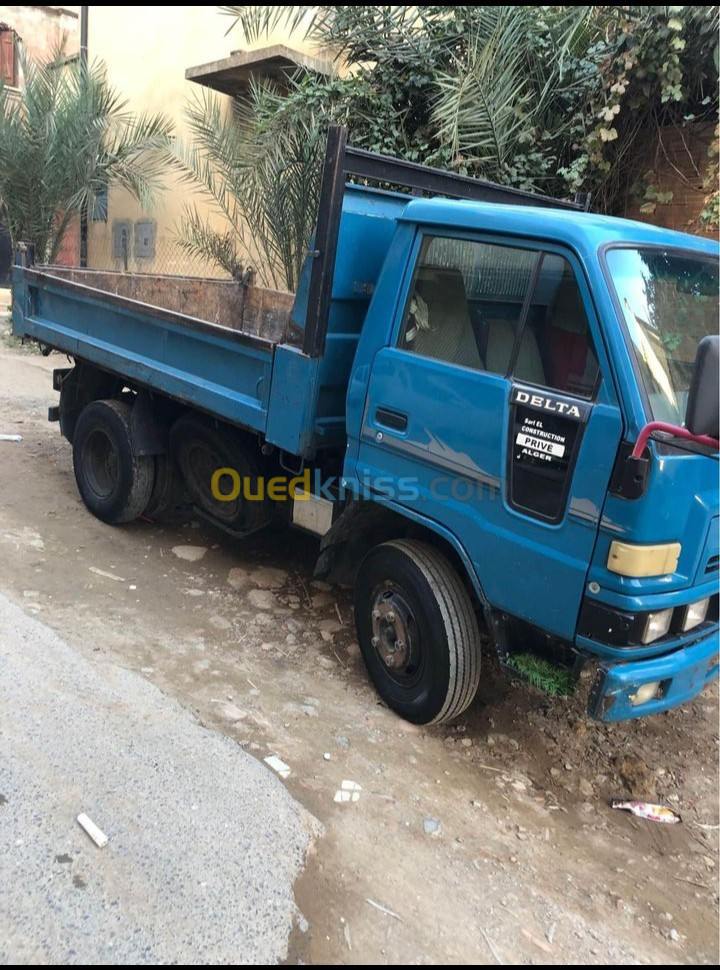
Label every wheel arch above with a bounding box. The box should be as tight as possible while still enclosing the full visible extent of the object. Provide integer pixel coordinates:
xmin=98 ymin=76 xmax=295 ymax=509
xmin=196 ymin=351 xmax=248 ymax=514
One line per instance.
xmin=316 ymin=496 xmax=489 ymax=612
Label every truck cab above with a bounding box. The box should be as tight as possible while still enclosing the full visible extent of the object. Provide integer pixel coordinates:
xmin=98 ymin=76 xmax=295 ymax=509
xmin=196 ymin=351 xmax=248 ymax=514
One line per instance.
xmin=335 ymin=200 xmax=718 ymax=723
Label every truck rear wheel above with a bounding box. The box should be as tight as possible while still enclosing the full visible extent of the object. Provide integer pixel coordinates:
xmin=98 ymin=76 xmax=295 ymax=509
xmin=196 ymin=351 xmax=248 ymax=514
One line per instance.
xmin=143 ymin=453 xmax=185 ymax=521
xmin=354 ymin=539 xmax=481 ymax=725
xmin=72 ymin=399 xmax=154 ymax=524
xmin=170 ymin=414 xmax=270 ymax=534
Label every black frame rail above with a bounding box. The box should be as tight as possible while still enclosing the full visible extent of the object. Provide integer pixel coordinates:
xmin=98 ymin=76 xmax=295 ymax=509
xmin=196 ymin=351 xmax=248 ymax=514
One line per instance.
xmin=302 ymin=125 xmax=588 ymax=358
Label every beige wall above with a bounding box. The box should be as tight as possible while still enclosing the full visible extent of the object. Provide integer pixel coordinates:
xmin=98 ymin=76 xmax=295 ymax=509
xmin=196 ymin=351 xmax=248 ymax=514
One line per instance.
xmin=86 ymin=6 xmax=322 ymax=278
xmin=0 ymin=5 xmax=79 ymax=63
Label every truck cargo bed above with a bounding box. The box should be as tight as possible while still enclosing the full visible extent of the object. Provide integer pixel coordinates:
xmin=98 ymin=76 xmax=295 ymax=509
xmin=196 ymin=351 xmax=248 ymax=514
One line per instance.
xmin=12 ymin=265 xmax=287 ymax=432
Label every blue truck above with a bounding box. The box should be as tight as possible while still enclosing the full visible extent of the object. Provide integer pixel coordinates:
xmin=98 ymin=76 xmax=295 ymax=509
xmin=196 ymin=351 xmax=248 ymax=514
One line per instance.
xmin=12 ymin=127 xmax=719 ymax=725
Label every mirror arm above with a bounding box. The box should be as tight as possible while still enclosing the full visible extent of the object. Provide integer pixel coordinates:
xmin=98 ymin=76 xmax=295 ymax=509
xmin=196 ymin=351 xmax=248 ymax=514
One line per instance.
xmin=631 ymin=421 xmax=720 ymax=459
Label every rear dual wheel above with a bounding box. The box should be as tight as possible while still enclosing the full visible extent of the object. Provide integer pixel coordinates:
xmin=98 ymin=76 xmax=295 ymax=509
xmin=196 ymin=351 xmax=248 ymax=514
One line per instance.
xmin=72 ymin=399 xmax=154 ymax=525
xmin=170 ymin=414 xmax=270 ymax=534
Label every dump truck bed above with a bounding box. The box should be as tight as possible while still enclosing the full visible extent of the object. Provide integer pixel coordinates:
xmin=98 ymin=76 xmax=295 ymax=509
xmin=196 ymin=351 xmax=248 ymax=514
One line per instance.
xmin=12 ymin=264 xmax=290 ymax=433
xmin=11 ymin=183 xmax=408 ymax=456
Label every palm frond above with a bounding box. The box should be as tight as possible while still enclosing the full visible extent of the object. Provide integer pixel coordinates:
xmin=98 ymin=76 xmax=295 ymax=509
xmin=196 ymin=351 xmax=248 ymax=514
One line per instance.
xmin=431 ymin=7 xmax=533 ymax=178
xmin=0 ymin=43 xmax=172 ymax=261
xmin=218 ymin=6 xmax=318 ymax=44
xmin=168 ymin=77 xmax=328 ymax=290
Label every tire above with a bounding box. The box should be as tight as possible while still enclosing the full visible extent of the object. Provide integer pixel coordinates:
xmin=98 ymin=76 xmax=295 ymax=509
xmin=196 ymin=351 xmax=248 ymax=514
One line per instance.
xmin=143 ymin=453 xmax=186 ymax=521
xmin=354 ymin=539 xmax=481 ymax=725
xmin=170 ymin=414 xmax=269 ymax=533
xmin=72 ymin=399 xmax=155 ymax=524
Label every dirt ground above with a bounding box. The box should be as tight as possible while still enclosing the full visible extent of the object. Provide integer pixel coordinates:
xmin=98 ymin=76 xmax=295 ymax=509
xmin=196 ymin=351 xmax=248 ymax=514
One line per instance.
xmin=0 ymin=332 xmax=718 ymax=965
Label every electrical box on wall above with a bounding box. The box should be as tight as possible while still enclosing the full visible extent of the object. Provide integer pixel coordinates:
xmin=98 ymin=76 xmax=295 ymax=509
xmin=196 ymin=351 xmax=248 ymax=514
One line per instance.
xmin=134 ymin=220 xmax=156 ymax=260
xmin=111 ymin=220 xmax=131 ymax=260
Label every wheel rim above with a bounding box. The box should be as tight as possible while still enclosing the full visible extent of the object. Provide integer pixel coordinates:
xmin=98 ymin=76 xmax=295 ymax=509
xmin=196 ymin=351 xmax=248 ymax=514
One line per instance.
xmin=370 ymin=583 xmax=423 ymax=686
xmin=82 ymin=428 xmax=119 ymax=499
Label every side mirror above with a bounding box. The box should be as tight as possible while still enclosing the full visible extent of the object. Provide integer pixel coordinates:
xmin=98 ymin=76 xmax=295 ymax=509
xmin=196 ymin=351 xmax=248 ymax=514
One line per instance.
xmin=686 ymin=335 xmax=719 ymax=439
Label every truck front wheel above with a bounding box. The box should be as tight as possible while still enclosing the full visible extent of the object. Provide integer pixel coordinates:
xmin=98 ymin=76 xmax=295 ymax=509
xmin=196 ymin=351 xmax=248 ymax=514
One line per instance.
xmin=72 ymin=399 xmax=154 ymax=524
xmin=354 ymin=539 xmax=481 ymax=725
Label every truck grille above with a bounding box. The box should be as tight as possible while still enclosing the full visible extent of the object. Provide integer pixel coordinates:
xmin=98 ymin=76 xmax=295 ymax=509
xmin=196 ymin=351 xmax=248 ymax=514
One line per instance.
xmin=705 ymin=554 xmax=719 ymax=575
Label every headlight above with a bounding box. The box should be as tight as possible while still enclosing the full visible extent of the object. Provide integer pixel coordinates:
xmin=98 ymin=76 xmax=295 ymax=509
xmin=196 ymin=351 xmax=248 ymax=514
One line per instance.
xmin=630 ymin=681 xmax=662 ymax=706
xmin=641 ymin=608 xmax=674 ymax=644
xmin=682 ymin=597 xmax=709 ymax=632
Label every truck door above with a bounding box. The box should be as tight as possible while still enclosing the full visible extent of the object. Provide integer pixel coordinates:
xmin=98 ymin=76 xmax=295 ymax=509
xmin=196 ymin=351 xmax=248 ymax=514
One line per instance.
xmin=354 ymin=232 xmax=623 ymax=640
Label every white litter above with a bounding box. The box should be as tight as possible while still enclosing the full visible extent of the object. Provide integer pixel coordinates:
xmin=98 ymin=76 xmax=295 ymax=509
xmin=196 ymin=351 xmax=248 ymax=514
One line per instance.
xmin=366 ymin=897 xmax=403 ymax=921
xmin=88 ymin=567 xmax=126 ymax=583
xmin=334 ymin=779 xmax=362 ymax=804
xmin=77 ymin=813 xmax=108 ymax=848
xmin=264 ymin=754 xmax=291 ymax=779
xmin=0 ymin=434 xmax=22 ymax=442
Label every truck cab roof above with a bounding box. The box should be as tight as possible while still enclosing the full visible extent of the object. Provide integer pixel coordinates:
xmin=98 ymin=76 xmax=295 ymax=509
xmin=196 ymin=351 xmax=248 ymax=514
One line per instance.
xmin=398 ymin=197 xmax=720 ymax=259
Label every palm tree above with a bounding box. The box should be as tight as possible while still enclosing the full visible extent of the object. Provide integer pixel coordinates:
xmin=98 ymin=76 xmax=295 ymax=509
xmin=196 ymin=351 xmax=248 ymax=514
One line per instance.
xmin=0 ymin=47 xmax=172 ymax=263
xmin=171 ymin=80 xmax=330 ymax=291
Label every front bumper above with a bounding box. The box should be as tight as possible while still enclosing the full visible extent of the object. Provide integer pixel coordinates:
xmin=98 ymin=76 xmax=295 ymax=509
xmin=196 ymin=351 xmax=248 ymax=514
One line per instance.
xmin=588 ymin=625 xmax=719 ymax=722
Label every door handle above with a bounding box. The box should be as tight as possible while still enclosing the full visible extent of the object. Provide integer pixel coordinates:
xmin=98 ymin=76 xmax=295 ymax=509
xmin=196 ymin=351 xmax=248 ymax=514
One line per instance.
xmin=375 ymin=407 xmax=408 ymax=432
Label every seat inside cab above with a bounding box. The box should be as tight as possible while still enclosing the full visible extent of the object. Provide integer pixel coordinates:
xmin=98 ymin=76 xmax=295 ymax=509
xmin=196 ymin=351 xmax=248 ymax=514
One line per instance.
xmin=403 ymin=254 xmax=598 ymax=399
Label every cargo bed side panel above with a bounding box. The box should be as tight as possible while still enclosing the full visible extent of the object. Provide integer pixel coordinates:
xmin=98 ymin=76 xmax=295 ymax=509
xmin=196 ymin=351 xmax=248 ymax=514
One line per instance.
xmin=13 ymin=268 xmax=274 ymax=432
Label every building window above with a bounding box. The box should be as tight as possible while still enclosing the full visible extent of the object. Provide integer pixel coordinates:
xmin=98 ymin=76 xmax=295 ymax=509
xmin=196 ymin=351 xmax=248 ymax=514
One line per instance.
xmin=0 ymin=27 xmax=16 ymax=87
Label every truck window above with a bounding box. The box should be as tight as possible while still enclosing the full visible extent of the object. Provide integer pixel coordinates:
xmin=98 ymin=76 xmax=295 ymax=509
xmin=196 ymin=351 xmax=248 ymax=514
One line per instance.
xmin=514 ymin=253 xmax=599 ymax=398
xmin=399 ymin=236 xmax=538 ymax=374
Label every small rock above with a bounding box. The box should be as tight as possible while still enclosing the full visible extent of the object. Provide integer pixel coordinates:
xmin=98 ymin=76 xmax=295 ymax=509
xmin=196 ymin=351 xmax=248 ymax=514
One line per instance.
xmin=301 ymin=704 xmax=319 ymax=717
xmin=209 ymin=614 xmax=232 ymax=631
xmin=311 ymin=592 xmax=334 ymax=609
xmin=218 ymin=702 xmax=247 ymax=723
xmin=318 ymin=618 xmax=341 ymax=633
xmin=248 ymin=588 xmax=277 ymax=610
xmin=550 ymin=767 xmax=561 ymax=778
xmin=323 ymin=752 xmax=331 ymax=761
xmin=578 ymin=778 xmax=594 ymax=798
xmin=171 ymin=545 xmax=207 ymax=562
xmin=423 ymin=817 xmax=441 ymax=837
xmin=251 ymin=566 xmax=288 ymax=589
xmin=669 ymin=928 xmax=680 ymax=942
xmin=460 ymin=738 xmax=473 ymax=748
xmin=227 ymin=567 xmax=248 ymax=589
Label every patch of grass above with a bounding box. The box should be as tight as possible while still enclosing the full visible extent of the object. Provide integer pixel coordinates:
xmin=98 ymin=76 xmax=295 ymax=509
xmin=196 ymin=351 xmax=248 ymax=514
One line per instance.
xmin=505 ymin=653 xmax=574 ymax=696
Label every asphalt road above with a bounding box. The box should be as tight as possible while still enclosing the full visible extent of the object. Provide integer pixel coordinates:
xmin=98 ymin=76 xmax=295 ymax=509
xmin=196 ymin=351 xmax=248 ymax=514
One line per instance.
xmin=0 ymin=591 xmax=318 ymax=964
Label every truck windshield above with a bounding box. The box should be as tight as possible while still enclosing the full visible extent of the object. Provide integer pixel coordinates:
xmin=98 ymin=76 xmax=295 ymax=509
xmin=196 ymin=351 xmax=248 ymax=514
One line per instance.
xmin=607 ymin=247 xmax=719 ymax=425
